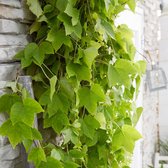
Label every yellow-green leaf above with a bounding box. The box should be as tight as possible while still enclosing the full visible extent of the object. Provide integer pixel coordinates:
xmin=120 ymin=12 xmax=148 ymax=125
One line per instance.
xmin=49 ymin=76 xmax=57 ymax=101
xmin=27 ymin=0 xmax=43 ymax=18
xmin=83 ymin=47 xmax=99 ymax=68
xmin=28 ymin=147 xmax=47 ymax=167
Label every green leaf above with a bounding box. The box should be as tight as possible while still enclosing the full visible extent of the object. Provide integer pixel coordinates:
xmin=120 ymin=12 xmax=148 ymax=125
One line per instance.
xmin=73 ymin=22 xmax=82 ymax=39
xmin=23 ymin=139 xmax=33 ymax=152
xmin=58 ymin=13 xmax=82 ymax=38
xmin=69 ymin=0 xmax=78 ymax=6
xmin=85 ymin=133 xmax=98 ymax=147
xmin=83 ymin=47 xmax=99 ymax=68
xmin=24 ymin=43 xmax=44 ymax=66
xmin=51 ymin=149 xmax=62 ymax=161
xmin=61 ymin=128 xmax=72 ymax=144
xmin=87 ymin=146 xmax=102 ymax=167
xmin=104 ymin=0 xmax=111 ymax=11
xmin=112 ymin=130 xmax=125 ymax=151
xmin=27 ymin=0 xmax=43 ymax=18
xmin=51 ymin=112 xmax=69 ymax=133
xmin=10 ymin=98 xmax=44 ymax=127
xmin=78 ymin=87 xmax=97 ymax=114
xmin=24 ymin=43 xmax=38 ymax=59
xmin=113 ymin=126 xmax=141 ymax=153
xmin=78 ymin=85 xmax=105 ymax=114
xmin=49 ymin=76 xmax=57 ymax=101
xmin=14 ymin=50 xmax=24 ymax=60
xmin=23 ymin=98 xmax=44 ymax=113
xmin=39 ymin=41 xmax=54 ymax=55
xmin=59 ymin=77 xmax=74 ymax=100
xmin=64 ymin=4 xmax=79 ymax=26
xmin=134 ymin=60 xmax=146 ymax=75
xmin=81 ymin=115 xmax=100 ymax=139
xmin=91 ymin=84 xmax=105 ymax=102
xmin=56 ymin=0 xmax=68 ymax=11
xmin=98 ymin=145 xmax=108 ymax=160
xmin=30 ymin=21 xmax=41 ymax=34
xmin=112 ymin=125 xmax=140 ymax=153
xmin=28 ymin=147 xmax=46 ymax=167
xmin=61 ymin=128 xmax=80 ymax=146
xmin=94 ymin=113 xmax=106 ymax=130
xmin=43 ymin=4 xmax=54 ymax=13
xmin=108 ymin=59 xmax=137 ymax=88
xmin=48 ymin=93 xmax=70 ymax=117
xmin=101 ymin=19 xmax=115 ymax=39
xmin=21 ymin=57 xmax=32 ymax=68
xmin=127 ymin=0 xmax=136 ymax=12
xmin=69 ymin=149 xmax=85 ymax=159
xmin=57 ymin=13 xmax=73 ymax=34
xmin=10 ymin=102 xmax=35 ymax=127
xmin=31 ymin=128 xmax=43 ymax=140
xmin=66 ymin=63 xmax=91 ymax=82
xmin=47 ymin=29 xmax=68 ymax=51
xmin=39 ymin=90 xmax=50 ymax=106
xmin=115 ymin=24 xmax=135 ymax=59
xmin=64 ymin=161 xmax=79 ymax=168
xmin=0 ymin=94 xmax=21 ymax=113
xmin=132 ymin=107 xmax=143 ymax=126
xmin=0 ymin=120 xmax=32 ymax=148
xmin=39 ymin=157 xmax=63 ymax=168
xmin=122 ymin=124 xmax=142 ymax=141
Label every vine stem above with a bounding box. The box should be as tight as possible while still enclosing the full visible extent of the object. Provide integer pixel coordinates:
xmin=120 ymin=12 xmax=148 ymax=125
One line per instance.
xmin=56 ymin=52 xmax=65 ymax=58
xmin=40 ymin=66 xmax=50 ymax=80
xmin=42 ymin=63 xmax=55 ymax=76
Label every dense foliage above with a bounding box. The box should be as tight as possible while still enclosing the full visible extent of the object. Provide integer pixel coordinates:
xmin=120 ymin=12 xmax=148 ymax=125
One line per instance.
xmin=0 ymin=0 xmax=146 ymax=167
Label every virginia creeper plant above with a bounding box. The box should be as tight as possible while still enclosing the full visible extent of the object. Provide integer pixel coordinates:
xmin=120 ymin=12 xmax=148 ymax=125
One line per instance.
xmin=0 ymin=0 xmax=146 ymax=167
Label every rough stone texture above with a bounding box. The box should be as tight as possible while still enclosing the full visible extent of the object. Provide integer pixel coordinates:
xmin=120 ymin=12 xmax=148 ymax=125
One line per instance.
xmin=0 ymin=1 xmax=32 ymax=167
xmin=0 ymin=63 xmax=20 ymax=80
xmin=0 ymin=1 xmax=31 ymax=62
xmin=0 ymin=47 xmax=24 ymax=61
xmin=0 ymin=5 xmax=34 ymax=22
xmin=142 ymin=0 xmax=160 ymax=167
xmin=0 ymin=34 xmax=28 ymax=46
xmin=0 ymin=19 xmax=28 ymax=34
xmin=0 ymin=0 xmax=21 ymax=8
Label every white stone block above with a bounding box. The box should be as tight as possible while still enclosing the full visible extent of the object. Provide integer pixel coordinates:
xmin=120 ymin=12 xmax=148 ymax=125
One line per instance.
xmin=0 ymin=63 xmax=20 ymax=81
xmin=0 ymin=19 xmax=28 ymax=34
xmin=0 ymin=46 xmax=24 ymax=61
xmin=0 ymin=5 xmax=34 ymax=22
xmin=0 ymin=0 xmax=21 ymax=8
xmin=0 ymin=34 xmax=28 ymax=46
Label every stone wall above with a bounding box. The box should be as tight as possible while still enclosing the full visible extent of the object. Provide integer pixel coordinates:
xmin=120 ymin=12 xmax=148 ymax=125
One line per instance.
xmin=0 ymin=0 xmax=33 ymax=62
xmin=0 ymin=0 xmax=33 ymax=81
xmin=142 ymin=0 xmax=160 ymax=167
xmin=0 ymin=1 xmax=32 ymax=167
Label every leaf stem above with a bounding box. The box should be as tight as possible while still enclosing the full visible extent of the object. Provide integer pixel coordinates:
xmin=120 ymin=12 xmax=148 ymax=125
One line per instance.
xmin=42 ymin=63 xmax=55 ymax=76
xmin=40 ymin=66 xmax=50 ymax=80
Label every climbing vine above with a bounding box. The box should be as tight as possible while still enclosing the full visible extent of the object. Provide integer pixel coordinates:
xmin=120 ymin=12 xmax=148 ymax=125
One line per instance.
xmin=0 ymin=0 xmax=146 ymax=167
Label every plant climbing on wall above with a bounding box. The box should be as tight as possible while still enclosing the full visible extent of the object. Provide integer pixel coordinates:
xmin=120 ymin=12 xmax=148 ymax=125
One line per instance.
xmin=0 ymin=0 xmax=146 ymax=167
